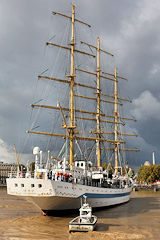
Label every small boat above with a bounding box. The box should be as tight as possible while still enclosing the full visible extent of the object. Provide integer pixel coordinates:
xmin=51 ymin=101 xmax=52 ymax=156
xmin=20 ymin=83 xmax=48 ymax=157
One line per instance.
xmin=69 ymin=196 xmax=97 ymax=232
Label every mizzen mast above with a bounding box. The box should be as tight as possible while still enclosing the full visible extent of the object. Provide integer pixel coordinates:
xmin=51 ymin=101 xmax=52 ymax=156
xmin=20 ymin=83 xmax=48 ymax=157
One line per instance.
xmin=114 ymin=67 xmax=118 ymax=174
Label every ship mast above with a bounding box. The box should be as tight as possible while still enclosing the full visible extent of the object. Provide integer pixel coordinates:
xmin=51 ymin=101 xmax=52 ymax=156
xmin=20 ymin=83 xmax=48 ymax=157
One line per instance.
xmin=69 ymin=4 xmax=76 ymax=167
xmin=26 ymin=5 xmax=140 ymax=168
xmin=96 ymin=37 xmax=101 ymax=167
xmin=114 ymin=67 xmax=118 ymax=174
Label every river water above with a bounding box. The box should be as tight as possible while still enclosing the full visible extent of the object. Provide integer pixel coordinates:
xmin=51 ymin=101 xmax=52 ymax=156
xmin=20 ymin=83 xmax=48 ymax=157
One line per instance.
xmin=0 ymin=187 xmax=160 ymax=240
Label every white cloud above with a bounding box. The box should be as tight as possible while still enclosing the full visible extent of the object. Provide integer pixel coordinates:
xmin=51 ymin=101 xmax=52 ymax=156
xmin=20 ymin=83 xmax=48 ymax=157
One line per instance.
xmin=149 ymin=64 xmax=160 ymax=76
xmin=131 ymin=90 xmax=160 ymax=120
xmin=0 ymin=138 xmax=15 ymax=163
xmin=0 ymin=138 xmax=33 ymax=165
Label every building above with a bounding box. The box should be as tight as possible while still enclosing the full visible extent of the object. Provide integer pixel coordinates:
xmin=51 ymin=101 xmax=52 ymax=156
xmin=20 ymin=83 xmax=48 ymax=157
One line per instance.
xmin=144 ymin=161 xmax=151 ymax=166
xmin=0 ymin=162 xmax=18 ymax=185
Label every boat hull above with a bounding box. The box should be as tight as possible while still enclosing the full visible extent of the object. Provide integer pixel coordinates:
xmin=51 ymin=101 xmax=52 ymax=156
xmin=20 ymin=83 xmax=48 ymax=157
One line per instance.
xmin=69 ymin=216 xmax=97 ymax=232
xmin=7 ymin=178 xmax=132 ymax=211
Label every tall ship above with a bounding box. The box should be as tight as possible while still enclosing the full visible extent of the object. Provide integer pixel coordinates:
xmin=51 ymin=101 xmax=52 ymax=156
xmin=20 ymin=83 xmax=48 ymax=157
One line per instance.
xmin=7 ymin=4 xmax=139 ymax=214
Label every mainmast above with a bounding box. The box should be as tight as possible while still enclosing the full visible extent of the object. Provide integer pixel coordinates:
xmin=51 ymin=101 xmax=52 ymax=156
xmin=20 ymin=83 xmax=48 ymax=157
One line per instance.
xmin=96 ymin=37 xmax=101 ymax=167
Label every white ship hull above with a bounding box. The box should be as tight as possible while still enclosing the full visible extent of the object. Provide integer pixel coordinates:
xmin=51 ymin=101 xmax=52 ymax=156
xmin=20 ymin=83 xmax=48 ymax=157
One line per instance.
xmin=7 ymin=178 xmax=132 ymax=211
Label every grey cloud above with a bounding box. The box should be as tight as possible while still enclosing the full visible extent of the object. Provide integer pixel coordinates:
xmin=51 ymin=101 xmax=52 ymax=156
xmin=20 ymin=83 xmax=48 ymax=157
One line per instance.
xmin=0 ymin=0 xmax=160 ymax=166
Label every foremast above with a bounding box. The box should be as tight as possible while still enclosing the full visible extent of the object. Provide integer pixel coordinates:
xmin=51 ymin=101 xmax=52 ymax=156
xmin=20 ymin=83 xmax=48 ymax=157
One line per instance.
xmin=68 ymin=4 xmax=76 ymax=167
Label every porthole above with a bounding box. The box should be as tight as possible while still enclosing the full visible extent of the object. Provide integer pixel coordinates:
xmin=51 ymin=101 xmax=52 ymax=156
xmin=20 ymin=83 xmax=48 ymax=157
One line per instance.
xmin=21 ymin=184 xmax=24 ymax=187
xmin=31 ymin=184 xmax=35 ymax=188
xmin=15 ymin=183 xmax=18 ymax=187
xmin=38 ymin=184 xmax=42 ymax=188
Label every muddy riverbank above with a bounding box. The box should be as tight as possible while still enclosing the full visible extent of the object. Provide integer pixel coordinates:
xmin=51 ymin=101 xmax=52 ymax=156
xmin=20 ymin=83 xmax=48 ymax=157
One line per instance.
xmin=0 ymin=187 xmax=160 ymax=240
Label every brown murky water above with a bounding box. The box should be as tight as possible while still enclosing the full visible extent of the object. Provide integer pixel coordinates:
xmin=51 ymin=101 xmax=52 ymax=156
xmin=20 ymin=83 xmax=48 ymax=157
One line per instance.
xmin=0 ymin=187 xmax=160 ymax=240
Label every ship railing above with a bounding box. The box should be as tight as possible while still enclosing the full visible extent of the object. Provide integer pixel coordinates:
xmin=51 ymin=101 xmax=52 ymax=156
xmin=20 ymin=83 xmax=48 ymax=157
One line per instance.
xmin=8 ymin=172 xmax=35 ymax=179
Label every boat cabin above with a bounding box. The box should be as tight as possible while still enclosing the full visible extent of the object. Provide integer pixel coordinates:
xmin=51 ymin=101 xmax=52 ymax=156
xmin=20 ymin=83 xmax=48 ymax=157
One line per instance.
xmin=79 ymin=203 xmax=92 ymax=220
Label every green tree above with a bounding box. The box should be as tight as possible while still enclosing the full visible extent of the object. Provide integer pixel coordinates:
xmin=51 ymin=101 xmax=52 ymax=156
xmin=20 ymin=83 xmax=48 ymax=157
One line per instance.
xmin=137 ymin=165 xmax=160 ymax=183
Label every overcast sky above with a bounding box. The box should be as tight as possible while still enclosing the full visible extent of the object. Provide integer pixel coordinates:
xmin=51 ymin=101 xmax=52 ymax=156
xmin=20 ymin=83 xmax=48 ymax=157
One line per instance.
xmin=0 ymin=0 xmax=160 ymax=167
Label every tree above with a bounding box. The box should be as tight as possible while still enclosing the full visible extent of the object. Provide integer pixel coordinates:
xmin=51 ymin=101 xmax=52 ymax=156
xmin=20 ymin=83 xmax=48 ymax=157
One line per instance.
xmin=137 ymin=165 xmax=160 ymax=183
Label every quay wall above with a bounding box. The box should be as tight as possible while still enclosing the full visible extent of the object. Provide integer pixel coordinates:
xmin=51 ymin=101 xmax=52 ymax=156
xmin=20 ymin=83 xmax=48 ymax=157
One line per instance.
xmin=133 ymin=184 xmax=160 ymax=192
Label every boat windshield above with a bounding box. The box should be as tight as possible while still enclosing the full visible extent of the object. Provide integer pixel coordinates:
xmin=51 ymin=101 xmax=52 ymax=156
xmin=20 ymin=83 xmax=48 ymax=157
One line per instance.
xmin=82 ymin=211 xmax=89 ymax=215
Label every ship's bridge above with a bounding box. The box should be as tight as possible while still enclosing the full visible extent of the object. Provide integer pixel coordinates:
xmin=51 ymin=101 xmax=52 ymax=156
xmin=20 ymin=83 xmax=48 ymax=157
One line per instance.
xmin=74 ymin=160 xmax=92 ymax=170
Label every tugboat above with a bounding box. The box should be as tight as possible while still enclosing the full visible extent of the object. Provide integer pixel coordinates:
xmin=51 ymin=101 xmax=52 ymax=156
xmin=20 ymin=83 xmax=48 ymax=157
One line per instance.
xmin=69 ymin=196 xmax=97 ymax=232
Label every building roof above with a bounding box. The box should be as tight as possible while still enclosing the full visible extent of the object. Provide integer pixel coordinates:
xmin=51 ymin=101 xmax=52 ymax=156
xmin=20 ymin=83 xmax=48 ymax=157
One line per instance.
xmin=144 ymin=161 xmax=151 ymax=166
